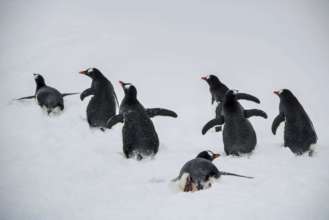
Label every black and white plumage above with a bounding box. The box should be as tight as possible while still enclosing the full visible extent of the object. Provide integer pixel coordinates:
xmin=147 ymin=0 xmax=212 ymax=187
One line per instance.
xmin=106 ymin=81 xmax=177 ymax=160
xmin=202 ymin=90 xmax=267 ymax=156
xmin=201 ymin=74 xmax=261 ymax=131
xmin=17 ymin=74 xmax=78 ymax=114
xmin=173 ymin=150 xmax=253 ymax=192
xmin=80 ymin=68 xmax=118 ymax=129
xmin=272 ymin=89 xmax=317 ymax=155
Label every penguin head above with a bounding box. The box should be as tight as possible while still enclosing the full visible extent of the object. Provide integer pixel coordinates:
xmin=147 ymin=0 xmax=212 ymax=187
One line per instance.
xmin=224 ymin=89 xmax=239 ymax=103
xmin=274 ymin=89 xmax=292 ymax=98
xmin=273 ymin=89 xmax=296 ymax=103
xmin=33 ymin=73 xmax=46 ymax=88
xmin=119 ymin=81 xmax=137 ymax=100
xmin=196 ymin=150 xmax=220 ymax=161
xmin=79 ymin=68 xmax=104 ymax=80
xmin=201 ymin=74 xmax=221 ymax=87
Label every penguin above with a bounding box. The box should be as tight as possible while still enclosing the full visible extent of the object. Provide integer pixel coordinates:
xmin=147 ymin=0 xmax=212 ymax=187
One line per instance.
xmin=201 ymin=74 xmax=261 ymax=131
xmin=106 ymin=81 xmax=178 ymax=160
xmin=79 ymin=68 xmax=119 ymax=129
xmin=202 ymin=90 xmax=267 ymax=156
xmin=17 ymin=74 xmax=78 ymax=114
xmin=173 ymin=150 xmax=253 ymax=192
xmin=272 ymin=89 xmax=317 ymax=155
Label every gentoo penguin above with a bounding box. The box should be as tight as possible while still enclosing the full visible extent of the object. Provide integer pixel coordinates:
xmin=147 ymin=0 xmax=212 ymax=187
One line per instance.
xmin=202 ymin=90 xmax=267 ymax=156
xmin=173 ymin=150 xmax=253 ymax=192
xmin=79 ymin=68 xmax=118 ymax=129
xmin=272 ymin=89 xmax=317 ymax=155
xmin=106 ymin=81 xmax=178 ymax=160
xmin=201 ymin=74 xmax=261 ymax=131
xmin=17 ymin=74 xmax=78 ymax=114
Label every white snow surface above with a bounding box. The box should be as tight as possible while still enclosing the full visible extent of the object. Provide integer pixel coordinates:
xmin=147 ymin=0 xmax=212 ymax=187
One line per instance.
xmin=1 ymin=0 xmax=329 ymax=219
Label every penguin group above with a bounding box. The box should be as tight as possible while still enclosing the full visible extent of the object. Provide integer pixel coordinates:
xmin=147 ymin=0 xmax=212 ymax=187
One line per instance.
xmin=16 ymin=70 xmax=318 ymax=192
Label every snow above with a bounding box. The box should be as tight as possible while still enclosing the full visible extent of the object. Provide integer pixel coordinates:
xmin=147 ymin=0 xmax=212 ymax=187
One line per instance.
xmin=1 ymin=0 xmax=329 ymax=219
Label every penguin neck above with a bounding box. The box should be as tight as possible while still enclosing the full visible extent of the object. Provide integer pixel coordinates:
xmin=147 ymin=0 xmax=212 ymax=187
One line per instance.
xmin=123 ymin=95 xmax=138 ymax=105
xmin=211 ymin=83 xmax=229 ymax=101
xmin=223 ymin=98 xmax=238 ymax=111
xmin=35 ymin=81 xmax=46 ymax=92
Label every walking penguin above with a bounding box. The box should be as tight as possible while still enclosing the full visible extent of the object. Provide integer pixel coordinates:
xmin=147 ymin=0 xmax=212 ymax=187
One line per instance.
xmin=202 ymin=90 xmax=267 ymax=156
xmin=106 ymin=81 xmax=178 ymax=160
xmin=79 ymin=68 xmax=119 ymax=129
xmin=17 ymin=74 xmax=78 ymax=114
xmin=201 ymin=74 xmax=261 ymax=131
xmin=272 ymin=89 xmax=317 ymax=155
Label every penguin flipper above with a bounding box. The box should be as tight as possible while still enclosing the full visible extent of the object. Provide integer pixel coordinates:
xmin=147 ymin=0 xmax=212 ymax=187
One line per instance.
xmin=272 ymin=113 xmax=285 ymax=135
xmin=244 ymin=109 xmax=268 ymax=119
xmin=202 ymin=117 xmax=224 ymax=135
xmin=80 ymin=88 xmax=94 ymax=101
xmin=16 ymin=95 xmax=35 ymax=100
xmin=219 ymin=171 xmax=254 ymax=179
xmin=236 ymin=93 xmax=260 ymax=104
xmin=106 ymin=114 xmax=124 ymax=129
xmin=146 ymin=108 xmax=178 ymax=118
xmin=62 ymin=92 xmax=79 ymax=97
xmin=211 ymin=95 xmax=215 ymax=105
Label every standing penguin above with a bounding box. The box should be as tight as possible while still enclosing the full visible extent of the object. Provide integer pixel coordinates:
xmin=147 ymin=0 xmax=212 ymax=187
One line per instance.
xmin=173 ymin=150 xmax=253 ymax=192
xmin=17 ymin=74 xmax=78 ymax=114
xmin=272 ymin=89 xmax=317 ymax=155
xmin=202 ymin=90 xmax=267 ymax=156
xmin=201 ymin=74 xmax=261 ymax=130
xmin=79 ymin=68 xmax=118 ymax=129
xmin=106 ymin=81 xmax=178 ymax=160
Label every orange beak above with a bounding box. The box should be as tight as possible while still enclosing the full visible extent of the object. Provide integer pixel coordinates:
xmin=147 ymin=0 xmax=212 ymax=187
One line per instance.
xmin=79 ymin=70 xmax=87 ymax=75
xmin=212 ymin=153 xmax=221 ymax=160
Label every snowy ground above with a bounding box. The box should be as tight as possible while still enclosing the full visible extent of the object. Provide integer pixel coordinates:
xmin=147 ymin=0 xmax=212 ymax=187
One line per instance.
xmin=1 ymin=0 xmax=329 ymax=219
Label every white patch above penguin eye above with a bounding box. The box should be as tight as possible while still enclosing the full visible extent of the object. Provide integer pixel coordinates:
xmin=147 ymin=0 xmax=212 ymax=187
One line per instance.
xmin=124 ymin=84 xmax=132 ymax=89
xmin=207 ymin=151 xmax=213 ymax=157
xmin=87 ymin=68 xmax=93 ymax=73
xmin=278 ymin=89 xmax=283 ymax=94
xmin=34 ymin=74 xmax=40 ymax=79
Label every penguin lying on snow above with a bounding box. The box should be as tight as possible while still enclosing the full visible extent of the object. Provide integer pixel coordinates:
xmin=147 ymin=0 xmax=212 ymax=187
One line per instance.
xmin=79 ymin=68 xmax=118 ymax=129
xmin=173 ymin=150 xmax=253 ymax=192
xmin=17 ymin=74 xmax=78 ymax=114
xmin=272 ymin=89 xmax=317 ymax=155
xmin=202 ymin=90 xmax=267 ymax=156
xmin=106 ymin=81 xmax=178 ymax=160
xmin=201 ymin=74 xmax=261 ymax=131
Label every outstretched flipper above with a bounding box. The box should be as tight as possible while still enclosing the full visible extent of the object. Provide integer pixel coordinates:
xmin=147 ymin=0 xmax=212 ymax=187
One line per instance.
xmin=244 ymin=109 xmax=268 ymax=119
xmin=202 ymin=117 xmax=224 ymax=135
xmin=146 ymin=108 xmax=178 ymax=118
xmin=62 ymin=92 xmax=79 ymax=97
xmin=272 ymin=113 xmax=285 ymax=135
xmin=80 ymin=88 xmax=94 ymax=101
xmin=236 ymin=93 xmax=260 ymax=104
xmin=219 ymin=171 xmax=254 ymax=179
xmin=16 ymin=95 xmax=35 ymax=100
xmin=106 ymin=114 xmax=124 ymax=129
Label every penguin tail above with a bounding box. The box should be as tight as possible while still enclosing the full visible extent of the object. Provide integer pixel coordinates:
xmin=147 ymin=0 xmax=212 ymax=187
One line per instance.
xmin=61 ymin=92 xmax=79 ymax=97
xmin=220 ymin=171 xmax=254 ymax=179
